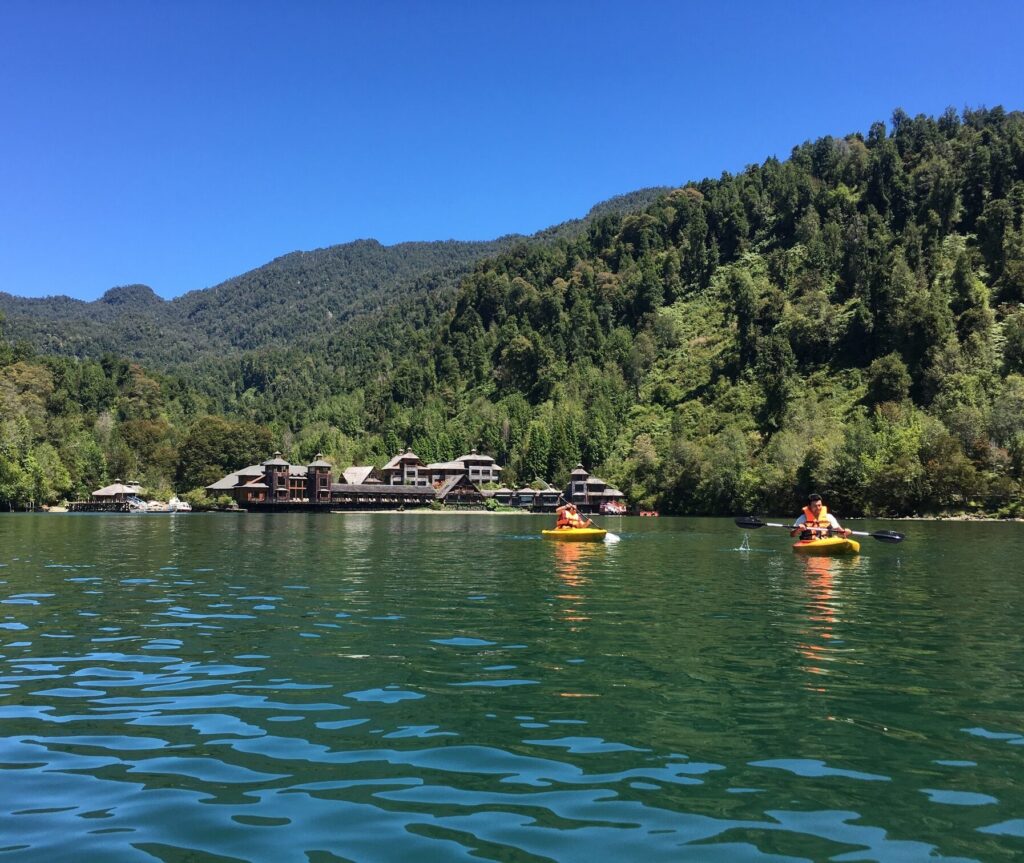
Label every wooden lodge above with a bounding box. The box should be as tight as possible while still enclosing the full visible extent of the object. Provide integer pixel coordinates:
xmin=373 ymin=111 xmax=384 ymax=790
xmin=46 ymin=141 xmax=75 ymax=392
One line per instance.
xmin=206 ymin=452 xmax=433 ymax=511
xmin=205 ymin=451 xmax=626 ymax=514
xmin=565 ymin=464 xmax=627 ymax=513
xmin=380 ymin=448 xmax=504 ymax=487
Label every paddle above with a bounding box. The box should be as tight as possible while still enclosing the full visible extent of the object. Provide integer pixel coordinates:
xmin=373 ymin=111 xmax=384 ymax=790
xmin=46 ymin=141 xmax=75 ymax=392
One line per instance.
xmin=734 ymin=516 xmax=905 ymax=544
xmin=556 ymin=494 xmax=621 ymax=543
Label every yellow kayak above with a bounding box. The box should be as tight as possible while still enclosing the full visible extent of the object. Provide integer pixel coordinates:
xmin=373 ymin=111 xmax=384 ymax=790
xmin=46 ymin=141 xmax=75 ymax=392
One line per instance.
xmin=792 ymin=536 xmax=860 ymax=555
xmin=542 ymin=528 xmax=608 ymax=542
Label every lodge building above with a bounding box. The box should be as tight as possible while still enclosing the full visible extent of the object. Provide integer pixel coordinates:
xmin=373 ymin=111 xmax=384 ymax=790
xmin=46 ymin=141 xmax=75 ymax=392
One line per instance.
xmin=206 ymin=451 xmax=625 ymax=514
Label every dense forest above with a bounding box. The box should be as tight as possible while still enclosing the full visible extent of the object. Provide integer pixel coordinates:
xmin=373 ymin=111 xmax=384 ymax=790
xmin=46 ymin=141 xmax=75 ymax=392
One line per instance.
xmin=2 ymin=108 xmax=1023 ymax=517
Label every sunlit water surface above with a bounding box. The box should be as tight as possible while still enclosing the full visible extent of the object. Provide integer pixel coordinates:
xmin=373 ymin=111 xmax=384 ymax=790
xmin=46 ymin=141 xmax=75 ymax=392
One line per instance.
xmin=1 ymin=513 xmax=1022 ymax=862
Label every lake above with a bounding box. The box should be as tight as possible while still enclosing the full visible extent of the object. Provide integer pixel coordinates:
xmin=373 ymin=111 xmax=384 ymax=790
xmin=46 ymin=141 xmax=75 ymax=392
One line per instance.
xmin=1 ymin=512 xmax=1022 ymax=862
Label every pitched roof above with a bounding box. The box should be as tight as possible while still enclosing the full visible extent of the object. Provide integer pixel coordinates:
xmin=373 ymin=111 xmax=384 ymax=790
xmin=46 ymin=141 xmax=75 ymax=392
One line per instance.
xmin=456 ymin=450 xmax=496 ymax=464
xmin=205 ymin=464 xmax=264 ymax=491
xmin=92 ymin=481 xmax=142 ymax=497
xmin=426 ymin=460 xmax=465 ymax=470
xmin=206 ymin=475 xmax=242 ymax=491
xmin=382 ymin=450 xmax=423 ymax=470
xmin=342 ymin=466 xmax=377 ymax=484
xmin=436 ymin=475 xmax=481 ymax=496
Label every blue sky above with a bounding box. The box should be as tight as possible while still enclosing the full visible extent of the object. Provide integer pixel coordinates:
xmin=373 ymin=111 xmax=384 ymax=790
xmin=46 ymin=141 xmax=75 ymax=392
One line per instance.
xmin=2 ymin=1 xmax=1022 ymax=301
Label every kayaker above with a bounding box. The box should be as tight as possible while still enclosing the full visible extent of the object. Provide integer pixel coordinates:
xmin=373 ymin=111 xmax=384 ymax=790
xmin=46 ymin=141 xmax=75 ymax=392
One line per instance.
xmin=555 ymin=502 xmax=592 ymax=530
xmin=790 ymin=493 xmax=852 ymax=540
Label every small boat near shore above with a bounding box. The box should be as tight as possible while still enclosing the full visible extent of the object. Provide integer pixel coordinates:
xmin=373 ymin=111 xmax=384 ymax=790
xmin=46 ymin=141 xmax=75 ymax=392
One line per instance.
xmin=131 ymin=496 xmax=192 ymax=513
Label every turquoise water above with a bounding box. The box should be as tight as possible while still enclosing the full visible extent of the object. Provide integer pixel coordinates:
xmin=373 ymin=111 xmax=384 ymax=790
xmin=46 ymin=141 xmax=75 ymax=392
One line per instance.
xmin=1 ymin=512 xmax=1022 ymax=862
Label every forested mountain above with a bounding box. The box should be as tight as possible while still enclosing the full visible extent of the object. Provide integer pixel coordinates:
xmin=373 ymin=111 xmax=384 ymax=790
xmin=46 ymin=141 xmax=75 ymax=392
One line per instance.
xmin=3 ymin=108 xmax=1023 ymax=516
xmin=0 ymin=240 xmax=509 ymax=365
xmin=0 ymin=188 xmax=669 ymax=367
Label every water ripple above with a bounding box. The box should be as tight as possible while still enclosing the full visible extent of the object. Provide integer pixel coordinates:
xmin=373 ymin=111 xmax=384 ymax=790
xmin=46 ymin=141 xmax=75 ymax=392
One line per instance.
xmin=1 ymin=513 xmax=1022 ymax=861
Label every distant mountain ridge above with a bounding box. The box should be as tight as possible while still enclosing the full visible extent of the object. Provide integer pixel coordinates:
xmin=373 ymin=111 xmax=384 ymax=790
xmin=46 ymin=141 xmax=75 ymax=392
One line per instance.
xmin=0 ymin=188 xmax=669 ymax=367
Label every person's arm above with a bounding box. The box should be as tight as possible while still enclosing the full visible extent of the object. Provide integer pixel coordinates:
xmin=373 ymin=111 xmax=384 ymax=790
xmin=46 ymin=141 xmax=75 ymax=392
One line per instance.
xmin=827 ymin=514 xmax=851 ymax=537
xmin=790 ymin=514 xmax=806 ymax=536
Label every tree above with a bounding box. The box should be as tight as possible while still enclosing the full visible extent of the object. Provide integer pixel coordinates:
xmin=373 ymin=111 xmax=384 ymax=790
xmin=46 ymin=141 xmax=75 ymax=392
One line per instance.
xmin=864 ymin=353 xmax=911 ymax=407
xmin=0 ymin=451 xmax=20 ymax=509
xmin=949 ymin=251 xmax=994 ymax=350
xmin=27 ymin=443 xmax=72 ymax=506
xmin=176 ymin=416 xmax=276 ymax=491
xmin=757 ymin=333 xmax=796 ymax=431
xmin=523 ymin=421 xmax=551 ymax=483
xmin=724 ymin=266 xmax=758 ymax=371
xmin=696 ymin=427 xmax=752 ymax=514
xmin=547 ymin=413 xmax=582 ymax=485
xmin=1003 ymin=311 xmax=1024 ymax=374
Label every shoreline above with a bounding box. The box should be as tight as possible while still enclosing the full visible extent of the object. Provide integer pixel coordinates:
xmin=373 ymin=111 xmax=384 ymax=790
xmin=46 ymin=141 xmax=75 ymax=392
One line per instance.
xmin=881 ymin=514 xmax=1024 ymax=523
xmin=28 ymin=509 xmax=1024 ymax=522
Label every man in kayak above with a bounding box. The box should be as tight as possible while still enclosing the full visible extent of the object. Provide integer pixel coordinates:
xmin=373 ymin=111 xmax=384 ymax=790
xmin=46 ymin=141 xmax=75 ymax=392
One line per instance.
xmin=555 ymin=502 xmax=593 ymax=530
xmin=790 ymin=493 xmax=852 ymax=540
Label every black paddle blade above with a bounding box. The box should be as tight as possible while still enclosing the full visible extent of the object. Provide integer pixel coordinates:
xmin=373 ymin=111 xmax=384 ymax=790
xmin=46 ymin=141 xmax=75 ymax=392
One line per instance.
xmin=871 ymin=530 xmax=905 ymax=543
xmin=734 ymin=516 xmax=765 ymax=529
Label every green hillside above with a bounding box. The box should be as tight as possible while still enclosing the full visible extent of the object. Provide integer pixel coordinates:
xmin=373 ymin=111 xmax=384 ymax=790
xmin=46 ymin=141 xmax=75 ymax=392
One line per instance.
xmin=418 ymin=107 xmax=1024 ymax=516
xmin=3 ymin=109 xmax=1023 ymax=517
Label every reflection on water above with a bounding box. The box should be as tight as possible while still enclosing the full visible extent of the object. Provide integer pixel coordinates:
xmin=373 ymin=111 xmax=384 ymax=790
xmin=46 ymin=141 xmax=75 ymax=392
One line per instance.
xmin=551 ymin=540 xmax=599 ymax=629
xmin=796 ymin=555 xmax=843 ymax=692
xmin=1 ymin=513 xmax=1022 ymax=861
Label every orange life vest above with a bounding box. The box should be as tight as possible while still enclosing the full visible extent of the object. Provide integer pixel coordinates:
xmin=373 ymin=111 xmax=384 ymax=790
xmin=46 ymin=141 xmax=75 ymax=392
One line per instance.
xmin=556 ymin=508 xmax=582 ymax=529
xmin=802 ymin=503 xmax=831 ymax=530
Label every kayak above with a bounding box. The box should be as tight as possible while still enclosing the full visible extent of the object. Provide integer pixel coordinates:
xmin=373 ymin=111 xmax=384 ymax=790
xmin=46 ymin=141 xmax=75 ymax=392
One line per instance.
xmin=542 ymin=528 xmax=608 ymax=542
xmin=792 ymin=536 xmax=860 ymax=555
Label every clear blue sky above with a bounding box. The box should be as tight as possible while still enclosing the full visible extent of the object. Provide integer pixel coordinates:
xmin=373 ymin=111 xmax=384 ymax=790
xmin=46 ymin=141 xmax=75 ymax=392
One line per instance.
xmin=2 ymin=1 xmax=1022 ymax=301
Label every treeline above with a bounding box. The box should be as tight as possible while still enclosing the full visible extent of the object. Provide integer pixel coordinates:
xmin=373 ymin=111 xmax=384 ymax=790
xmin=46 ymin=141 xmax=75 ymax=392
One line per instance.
xmin=0 ymin=336 xmax=271 ymax=506
xmin=2 ymin=108 xmax=1023 ymax=516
